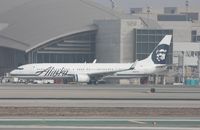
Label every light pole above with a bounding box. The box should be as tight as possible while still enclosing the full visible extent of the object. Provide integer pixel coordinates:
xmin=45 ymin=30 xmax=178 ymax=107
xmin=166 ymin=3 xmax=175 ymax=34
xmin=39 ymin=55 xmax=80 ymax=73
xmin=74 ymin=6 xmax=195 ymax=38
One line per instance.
xmin=198 ymin=52 xmax=200 ymax=85
xmin=185 ymin=0 xmax=189 ymax=21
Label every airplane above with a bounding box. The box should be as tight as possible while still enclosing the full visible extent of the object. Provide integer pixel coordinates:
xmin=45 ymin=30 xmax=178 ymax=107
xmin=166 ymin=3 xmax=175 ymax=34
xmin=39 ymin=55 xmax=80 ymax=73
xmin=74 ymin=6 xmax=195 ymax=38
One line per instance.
xmin=10 ymin=35 xmax=172 ymax=84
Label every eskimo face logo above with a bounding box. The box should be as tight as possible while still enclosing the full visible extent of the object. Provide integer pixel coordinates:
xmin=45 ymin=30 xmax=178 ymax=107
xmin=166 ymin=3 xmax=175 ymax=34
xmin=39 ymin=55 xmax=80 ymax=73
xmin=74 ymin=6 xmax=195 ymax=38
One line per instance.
xmin=156 ymin=49 xmax=167 ymax=62
xmin=152 ymin=44 xmax=169 ymax=64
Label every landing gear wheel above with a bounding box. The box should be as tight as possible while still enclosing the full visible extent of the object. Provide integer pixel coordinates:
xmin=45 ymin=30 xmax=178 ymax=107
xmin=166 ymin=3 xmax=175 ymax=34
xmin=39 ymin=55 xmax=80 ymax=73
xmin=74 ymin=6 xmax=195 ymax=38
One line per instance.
xmin=88 ymin=79 xmax=97 ymax=85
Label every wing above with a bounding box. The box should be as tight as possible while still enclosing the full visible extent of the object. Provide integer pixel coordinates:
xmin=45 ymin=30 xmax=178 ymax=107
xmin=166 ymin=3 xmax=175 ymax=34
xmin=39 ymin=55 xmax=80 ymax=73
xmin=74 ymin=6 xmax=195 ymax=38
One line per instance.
xmin=87 ymin=63 xmax=136 ymax=80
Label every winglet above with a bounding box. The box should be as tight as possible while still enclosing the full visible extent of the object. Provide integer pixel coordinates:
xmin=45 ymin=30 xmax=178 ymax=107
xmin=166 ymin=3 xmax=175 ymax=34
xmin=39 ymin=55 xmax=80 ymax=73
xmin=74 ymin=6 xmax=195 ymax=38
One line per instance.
xmin=93 ymin=59 xmax=97 ymax=64
xmin=129 ymin=61 xmax=137 ymax=70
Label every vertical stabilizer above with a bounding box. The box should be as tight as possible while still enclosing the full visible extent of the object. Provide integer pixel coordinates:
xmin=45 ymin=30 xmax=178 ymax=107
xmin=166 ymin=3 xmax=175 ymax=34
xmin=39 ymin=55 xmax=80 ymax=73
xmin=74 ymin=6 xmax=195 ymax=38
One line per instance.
xmin=145 ymin=35 xmax=172 ymax=65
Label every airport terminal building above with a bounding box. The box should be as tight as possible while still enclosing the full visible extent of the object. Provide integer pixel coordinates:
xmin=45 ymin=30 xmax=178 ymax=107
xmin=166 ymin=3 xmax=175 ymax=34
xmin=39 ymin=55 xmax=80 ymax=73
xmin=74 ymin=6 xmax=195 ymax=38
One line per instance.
xmin=0 ymin=0 xmax=199 ymax=84
xmin=0 ymin=0 xmax=173 ymax=76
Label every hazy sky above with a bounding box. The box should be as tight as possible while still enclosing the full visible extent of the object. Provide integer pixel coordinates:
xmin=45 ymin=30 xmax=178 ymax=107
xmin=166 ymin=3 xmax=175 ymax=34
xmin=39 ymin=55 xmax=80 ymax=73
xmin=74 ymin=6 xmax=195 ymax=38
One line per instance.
xmin=0 ymin=0 xmax=31 ymax=14
xmin=95 ymin=0 xmax=200 ymax=12
xmin=0 ymin=0 xmax=199 ymax=14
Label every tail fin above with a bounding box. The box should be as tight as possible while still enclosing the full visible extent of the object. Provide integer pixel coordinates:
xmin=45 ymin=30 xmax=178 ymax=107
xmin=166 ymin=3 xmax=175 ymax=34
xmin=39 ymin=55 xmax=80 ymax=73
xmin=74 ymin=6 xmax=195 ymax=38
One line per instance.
xmin=147 ymin=35 xmax=172 ymax=65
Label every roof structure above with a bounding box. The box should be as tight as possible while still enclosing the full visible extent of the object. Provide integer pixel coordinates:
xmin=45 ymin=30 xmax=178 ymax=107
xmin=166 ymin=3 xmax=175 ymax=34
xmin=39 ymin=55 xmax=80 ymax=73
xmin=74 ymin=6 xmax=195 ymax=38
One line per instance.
xmin=0 ymin=0 xmax=122 ymax=51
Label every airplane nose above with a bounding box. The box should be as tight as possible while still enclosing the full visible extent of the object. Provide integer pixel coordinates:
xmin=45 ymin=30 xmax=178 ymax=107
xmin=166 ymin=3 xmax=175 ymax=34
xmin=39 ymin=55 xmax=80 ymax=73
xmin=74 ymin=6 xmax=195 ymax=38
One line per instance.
xmin=10 ymin=70 xmax=17 ymax=75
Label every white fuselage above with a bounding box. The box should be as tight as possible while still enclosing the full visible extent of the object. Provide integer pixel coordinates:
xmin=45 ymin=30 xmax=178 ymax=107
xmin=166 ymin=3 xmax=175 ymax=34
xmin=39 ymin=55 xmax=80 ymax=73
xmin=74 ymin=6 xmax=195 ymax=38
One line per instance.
xmin=10 ymin=63 xmax=133 ymax=78
xmin=10 ymin=62 xmax=164 ymax=79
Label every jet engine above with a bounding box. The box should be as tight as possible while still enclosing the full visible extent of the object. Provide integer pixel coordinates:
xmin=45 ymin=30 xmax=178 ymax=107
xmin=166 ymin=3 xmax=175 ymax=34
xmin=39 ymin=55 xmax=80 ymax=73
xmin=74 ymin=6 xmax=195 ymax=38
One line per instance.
xmin=74 ymin=74 xmax=90 ymax=83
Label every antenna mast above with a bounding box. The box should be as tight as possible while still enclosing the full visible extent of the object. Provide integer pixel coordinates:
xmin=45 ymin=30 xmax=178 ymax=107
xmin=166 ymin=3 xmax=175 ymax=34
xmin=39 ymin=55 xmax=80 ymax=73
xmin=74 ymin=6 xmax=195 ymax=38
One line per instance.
xmin=110 ymin=0 xmax=115 ymax=9
xmin=185 ymin=0 xmax=189 ymax=21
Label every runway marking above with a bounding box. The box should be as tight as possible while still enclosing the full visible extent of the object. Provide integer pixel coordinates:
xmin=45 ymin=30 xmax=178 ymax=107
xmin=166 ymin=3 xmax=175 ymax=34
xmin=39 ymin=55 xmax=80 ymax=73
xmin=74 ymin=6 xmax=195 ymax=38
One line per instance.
xmin=128 ymin=120 xmax=146 ymax=124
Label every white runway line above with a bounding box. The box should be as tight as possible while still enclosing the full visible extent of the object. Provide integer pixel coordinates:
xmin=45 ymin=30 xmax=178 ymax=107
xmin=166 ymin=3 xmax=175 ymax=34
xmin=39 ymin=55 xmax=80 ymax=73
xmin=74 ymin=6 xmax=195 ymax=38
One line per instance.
xmin=128 ymin=120 xmax=146 ymax=124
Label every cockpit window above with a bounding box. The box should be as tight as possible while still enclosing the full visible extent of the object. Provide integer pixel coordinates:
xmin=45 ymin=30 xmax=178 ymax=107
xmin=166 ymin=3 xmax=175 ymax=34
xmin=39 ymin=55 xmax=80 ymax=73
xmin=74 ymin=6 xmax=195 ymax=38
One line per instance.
xmin=17 ymin=67 xmax=24 ymax=70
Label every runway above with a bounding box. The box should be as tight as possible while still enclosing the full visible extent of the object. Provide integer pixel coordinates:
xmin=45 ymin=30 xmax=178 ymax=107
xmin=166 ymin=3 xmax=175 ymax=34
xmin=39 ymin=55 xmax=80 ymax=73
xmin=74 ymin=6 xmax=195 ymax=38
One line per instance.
xmin=0 ymin=100 xmax=200 ymax=108
xmin=0 ymin=118 xmax=199 ymax=130
xmin=0 ymin=84 xmax=200 ymax=100
xmin=0 ymin=84 xmax=199 ymax=117
xmin=0 ymin=84 xmax=199 ymax=129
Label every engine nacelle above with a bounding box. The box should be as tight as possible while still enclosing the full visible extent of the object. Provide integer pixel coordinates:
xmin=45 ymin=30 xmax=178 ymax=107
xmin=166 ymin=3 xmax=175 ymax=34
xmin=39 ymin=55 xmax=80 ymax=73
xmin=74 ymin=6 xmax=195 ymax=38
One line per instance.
xmin=74 ymin=74 xmax=90 ymax=83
